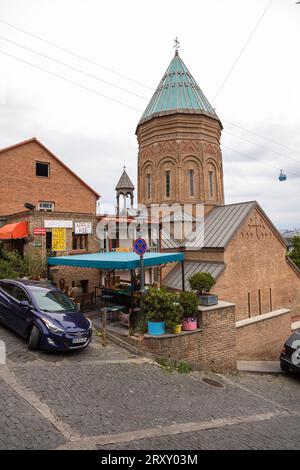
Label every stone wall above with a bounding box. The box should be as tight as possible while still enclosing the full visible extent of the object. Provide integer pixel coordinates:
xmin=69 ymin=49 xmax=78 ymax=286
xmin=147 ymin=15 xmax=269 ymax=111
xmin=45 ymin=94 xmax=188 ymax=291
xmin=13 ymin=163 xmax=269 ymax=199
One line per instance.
xmin=236 ymin=308 xmax=291 ymax=361
xmin=214 ymin=206 xmax=300 ymax=321
xmin=119 ymin=301 xmax=237 ymax=373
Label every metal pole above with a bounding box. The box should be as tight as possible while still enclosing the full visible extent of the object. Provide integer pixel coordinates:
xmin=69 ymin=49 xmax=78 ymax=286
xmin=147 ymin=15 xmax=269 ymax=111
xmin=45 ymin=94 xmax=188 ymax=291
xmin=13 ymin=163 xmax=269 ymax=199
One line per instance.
xmin=140 ymin=254 xmax=145 ymax=292
xmin=181 ymin=260 xmax=185 ymax=292
xmin=101 ymin=307 xmax=107 ymax=347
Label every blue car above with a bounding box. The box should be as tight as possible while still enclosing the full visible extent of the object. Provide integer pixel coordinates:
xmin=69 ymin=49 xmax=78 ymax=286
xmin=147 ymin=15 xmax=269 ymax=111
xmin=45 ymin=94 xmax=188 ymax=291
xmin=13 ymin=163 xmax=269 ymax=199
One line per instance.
xmin=0 ymin=279 xmax=92 ymax=351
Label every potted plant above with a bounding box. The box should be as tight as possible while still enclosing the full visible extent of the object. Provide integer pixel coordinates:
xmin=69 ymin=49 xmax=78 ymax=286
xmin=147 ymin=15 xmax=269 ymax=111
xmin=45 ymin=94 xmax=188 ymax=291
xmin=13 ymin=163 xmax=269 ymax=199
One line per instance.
xmin=166 ymin=297 xmax=184 ymax=334
xmin=188 ymin=272 xmax=217 ymax=306
xmin=143 ymin=287 xmax=175 ymax=335
xmin=179 ymin=291 xmax=199 ymax=331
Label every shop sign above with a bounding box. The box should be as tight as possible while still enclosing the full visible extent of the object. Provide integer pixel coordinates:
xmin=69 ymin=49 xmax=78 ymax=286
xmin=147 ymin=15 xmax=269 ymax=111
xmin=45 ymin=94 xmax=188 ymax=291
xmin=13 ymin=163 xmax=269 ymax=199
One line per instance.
xmin=52 ymin=228 xmax=66 ymax=251
xmin=34 ymin=227 xmax=46 ymax=235
xmin=44 ymin=220 xmax=73 ymax=229
xmin=74 ymin=222 xmax=92 ymax=234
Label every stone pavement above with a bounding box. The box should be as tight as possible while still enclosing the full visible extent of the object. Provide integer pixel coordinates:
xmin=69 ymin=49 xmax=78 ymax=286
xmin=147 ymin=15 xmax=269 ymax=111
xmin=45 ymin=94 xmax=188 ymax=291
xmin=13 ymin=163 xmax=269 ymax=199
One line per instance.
xmin=0 ymin=322 xmax=299 ymax=450
xmin=237 ymin=361 xmax=282 ymax=373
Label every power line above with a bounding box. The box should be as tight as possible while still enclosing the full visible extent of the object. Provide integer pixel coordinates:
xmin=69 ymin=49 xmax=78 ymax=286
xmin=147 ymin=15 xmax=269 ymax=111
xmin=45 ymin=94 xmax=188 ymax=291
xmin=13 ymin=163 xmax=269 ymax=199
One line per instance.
xmin=1 ymin=19 xmax=299 ymax=172
xmin=223 ymin=130 xmax=300 ymax=166
xmin=0 ymin=48 xmax=142 ymax=113
xmin=222 ymin=144 xmax=300 ymax=179
xmin=0 ymin=17 xmax=153 ymax=90
xmin=2 ymin=16 xmax=298 ymax=161
xmin=212 ymin=0 xmax=273 ymax=102
xmin=0 ymin=34 xmax=148 ymax=101
xmin=223 ymin=118 xmax=300 ymax=156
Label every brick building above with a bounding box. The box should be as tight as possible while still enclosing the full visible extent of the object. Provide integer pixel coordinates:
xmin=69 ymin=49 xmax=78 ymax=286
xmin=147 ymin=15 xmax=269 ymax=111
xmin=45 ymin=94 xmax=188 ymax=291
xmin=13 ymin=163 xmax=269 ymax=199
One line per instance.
xmin=0 ymin=138 xmax=101 ymax=293
xmin=135 ymin=47 xmax=300 ymax=361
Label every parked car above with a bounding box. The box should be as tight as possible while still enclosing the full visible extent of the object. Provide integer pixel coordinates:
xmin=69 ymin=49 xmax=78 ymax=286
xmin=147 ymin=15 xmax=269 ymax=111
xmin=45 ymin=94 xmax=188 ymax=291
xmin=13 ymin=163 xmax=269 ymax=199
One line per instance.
xmin=0 ymin=279 xmax=92 ymax=351
xmin=280 ymin=330 xmax=300 ymax=373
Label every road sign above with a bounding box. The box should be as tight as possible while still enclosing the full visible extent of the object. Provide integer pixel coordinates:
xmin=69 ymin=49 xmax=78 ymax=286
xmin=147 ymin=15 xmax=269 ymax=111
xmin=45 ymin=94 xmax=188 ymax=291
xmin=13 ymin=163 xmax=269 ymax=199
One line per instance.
xmin=133 ymin=238 xmax=147 ymax=256
xmin=34 ymin=228 xmax=46 ymax=235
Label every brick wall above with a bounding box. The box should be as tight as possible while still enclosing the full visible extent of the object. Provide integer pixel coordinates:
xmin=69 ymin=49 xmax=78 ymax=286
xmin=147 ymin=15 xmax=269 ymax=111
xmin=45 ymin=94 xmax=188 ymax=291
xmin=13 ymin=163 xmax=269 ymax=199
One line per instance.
xmin=137 ymin=114 xmax=224 ymax=209
xmin=213 ymin=207 xmax=300 ymax=321
xmin=118 ymin=302 xmax=237 ymax=372
xmin=0 ymin=139 xmax=98 ymax=215
xmin=236 ymin=309 xmax=291 ymax=360
xmin=5 ymin=210 xmax=101 ymax=293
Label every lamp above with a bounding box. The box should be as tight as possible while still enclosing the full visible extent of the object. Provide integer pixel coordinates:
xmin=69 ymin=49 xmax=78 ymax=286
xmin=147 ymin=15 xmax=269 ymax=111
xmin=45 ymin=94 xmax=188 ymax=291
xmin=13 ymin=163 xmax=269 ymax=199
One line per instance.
xmin=24 ymin=202 xmax=35 ymax=210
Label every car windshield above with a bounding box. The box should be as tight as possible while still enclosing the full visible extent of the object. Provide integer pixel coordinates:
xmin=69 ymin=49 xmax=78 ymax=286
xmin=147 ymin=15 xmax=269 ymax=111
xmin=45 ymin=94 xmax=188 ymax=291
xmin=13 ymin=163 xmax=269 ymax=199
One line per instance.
xmin=31 ymin=287 xmax=77 ymax=313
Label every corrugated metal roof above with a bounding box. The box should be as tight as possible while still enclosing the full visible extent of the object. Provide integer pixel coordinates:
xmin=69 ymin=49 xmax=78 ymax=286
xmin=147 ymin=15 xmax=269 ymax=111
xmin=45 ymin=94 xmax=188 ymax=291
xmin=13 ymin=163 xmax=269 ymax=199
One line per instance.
xmin=164 ymin=261 xmax=226 ymax=291
xmin=138 ymin=51 xmax=221 ymax=126
xmin=184 ymin=201 xmax=256 ymax=249
xmin=162 ymin=209 xmax=196 ymax=223
xmin=161 ymin=228 xmax=181 ymax=249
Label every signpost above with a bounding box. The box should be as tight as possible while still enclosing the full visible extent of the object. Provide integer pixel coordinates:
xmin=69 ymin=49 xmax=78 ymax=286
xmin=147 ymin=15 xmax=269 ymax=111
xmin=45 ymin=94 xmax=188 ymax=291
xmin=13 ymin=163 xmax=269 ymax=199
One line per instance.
xmin=133 ymin=237 xmax=147 ymax=292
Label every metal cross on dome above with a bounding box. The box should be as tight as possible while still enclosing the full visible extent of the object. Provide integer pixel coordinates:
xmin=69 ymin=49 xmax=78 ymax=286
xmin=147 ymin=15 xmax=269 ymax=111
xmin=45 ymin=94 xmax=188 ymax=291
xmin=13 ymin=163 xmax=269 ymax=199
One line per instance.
xmin=173 ymin=37 xmax=180 ymax=51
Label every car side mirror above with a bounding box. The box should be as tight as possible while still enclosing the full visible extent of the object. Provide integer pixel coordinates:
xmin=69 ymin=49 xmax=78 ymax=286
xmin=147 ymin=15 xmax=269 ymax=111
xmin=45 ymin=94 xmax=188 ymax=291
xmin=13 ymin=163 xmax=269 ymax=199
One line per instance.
xmin=20 ymin=300 xmax=32 ymax=310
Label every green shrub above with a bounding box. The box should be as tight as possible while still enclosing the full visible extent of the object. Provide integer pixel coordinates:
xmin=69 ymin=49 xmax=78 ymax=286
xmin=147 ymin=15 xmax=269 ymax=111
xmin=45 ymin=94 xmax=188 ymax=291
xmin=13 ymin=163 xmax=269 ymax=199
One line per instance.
xmin=179 ymin=291 xmax=199 ymax=317
xmin=188 ymin=272 xmax=216 ymax=295
xmin=0 ymin=249 xmax=23 ymax=279
xmin=22 ymin=247 xmax=47 ymax=279
xmin=143 ymin=287 xmax=183 ymax=328
xmin=0 ymin=247 xmax=47 ymax=280
xmin=289 ymin=236 xmax=300 ymax=269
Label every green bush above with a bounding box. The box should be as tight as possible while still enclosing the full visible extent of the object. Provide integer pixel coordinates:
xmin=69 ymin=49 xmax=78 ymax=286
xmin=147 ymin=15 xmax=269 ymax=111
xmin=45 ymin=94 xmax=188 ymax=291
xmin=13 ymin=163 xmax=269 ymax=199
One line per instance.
xmin=179 ymin=291 xmax=199 ymax=317
xmin=0 ymin=247 xmax=47 ymax=280
xmin=143 ymin=287 xmax=183 ymax=328
xmin=0 ymin=249 xmax=24 ymax=279
xmin=289 ymin=236 xmax=300 ymax=269
xmin=188 ymin=272 xmax=216 ymax=295
xmin=22 ymin=247 xmax=47 ymax=279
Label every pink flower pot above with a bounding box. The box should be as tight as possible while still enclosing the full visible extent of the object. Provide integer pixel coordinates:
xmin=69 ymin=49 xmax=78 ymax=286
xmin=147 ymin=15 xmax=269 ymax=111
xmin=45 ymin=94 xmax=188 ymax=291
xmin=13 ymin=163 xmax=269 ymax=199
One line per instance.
xmin=182 ymin=317 xmax=197 ymax=331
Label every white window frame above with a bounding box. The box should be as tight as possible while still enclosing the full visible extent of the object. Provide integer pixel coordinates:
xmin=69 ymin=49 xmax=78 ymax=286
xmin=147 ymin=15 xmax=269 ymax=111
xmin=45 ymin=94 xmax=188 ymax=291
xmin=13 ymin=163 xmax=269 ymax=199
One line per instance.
xmin=38 ymin=201 xmax=55 ymax=212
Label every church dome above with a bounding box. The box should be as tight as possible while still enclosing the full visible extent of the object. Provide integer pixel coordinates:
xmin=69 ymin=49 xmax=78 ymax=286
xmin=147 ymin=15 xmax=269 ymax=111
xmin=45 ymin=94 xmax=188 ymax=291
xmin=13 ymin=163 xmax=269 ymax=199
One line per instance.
xmin=137 ymin=50 xmax=221 ymax=127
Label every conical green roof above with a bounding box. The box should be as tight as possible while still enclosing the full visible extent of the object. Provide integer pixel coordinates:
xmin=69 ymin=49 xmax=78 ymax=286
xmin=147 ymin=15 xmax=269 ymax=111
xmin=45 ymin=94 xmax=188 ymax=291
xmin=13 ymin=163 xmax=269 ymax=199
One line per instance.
xmin=138 ymin=51 xmax=221 ymax=127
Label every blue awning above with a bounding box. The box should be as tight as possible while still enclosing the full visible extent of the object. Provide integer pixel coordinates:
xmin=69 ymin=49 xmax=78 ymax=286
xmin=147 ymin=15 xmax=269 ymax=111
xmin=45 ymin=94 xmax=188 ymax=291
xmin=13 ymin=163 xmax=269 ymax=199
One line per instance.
xmin=48 ymin=251 xmax=184 ymax=270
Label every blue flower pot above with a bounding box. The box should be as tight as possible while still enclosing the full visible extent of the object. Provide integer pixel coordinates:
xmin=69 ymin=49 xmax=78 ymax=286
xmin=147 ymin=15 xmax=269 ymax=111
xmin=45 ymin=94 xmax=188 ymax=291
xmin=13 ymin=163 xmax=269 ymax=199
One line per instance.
xmin=147 ymin=320 xmax=166 ymax=336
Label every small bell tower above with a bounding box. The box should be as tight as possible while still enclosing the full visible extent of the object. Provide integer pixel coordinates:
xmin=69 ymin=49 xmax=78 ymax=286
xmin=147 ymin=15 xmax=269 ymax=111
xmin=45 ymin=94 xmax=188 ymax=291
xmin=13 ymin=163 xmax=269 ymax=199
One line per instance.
xmin=115 ymin=166 xmax=135 ymax=216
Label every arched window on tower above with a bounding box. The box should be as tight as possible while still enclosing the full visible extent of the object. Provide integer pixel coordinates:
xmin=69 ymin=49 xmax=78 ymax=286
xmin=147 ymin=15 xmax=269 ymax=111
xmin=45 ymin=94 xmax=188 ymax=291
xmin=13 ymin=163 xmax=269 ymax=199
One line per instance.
xmin=208 ymin=170 xmax=214 ymax=198
xmin=165 ymin=170 xmax=170 ymax=197
xmin=146 ymin=173 xmax=151 ymax=199
xmin=189 ymin=169 xmax=194 ymax=196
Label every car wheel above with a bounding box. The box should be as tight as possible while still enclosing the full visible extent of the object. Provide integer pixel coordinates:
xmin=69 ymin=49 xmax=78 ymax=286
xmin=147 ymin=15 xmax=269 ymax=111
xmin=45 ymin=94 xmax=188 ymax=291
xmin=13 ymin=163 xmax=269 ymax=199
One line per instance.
xmin=28 ymin=325 xmax=40 ymax=350
xmin=280 ymin=361 xmax=289 ymax=372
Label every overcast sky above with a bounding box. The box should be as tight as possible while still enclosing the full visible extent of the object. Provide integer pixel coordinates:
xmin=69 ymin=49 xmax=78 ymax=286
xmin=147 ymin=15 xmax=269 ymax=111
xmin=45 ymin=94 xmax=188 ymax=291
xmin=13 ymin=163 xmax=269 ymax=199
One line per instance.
xmin=0 ymin=0 xmax=299 ymax=229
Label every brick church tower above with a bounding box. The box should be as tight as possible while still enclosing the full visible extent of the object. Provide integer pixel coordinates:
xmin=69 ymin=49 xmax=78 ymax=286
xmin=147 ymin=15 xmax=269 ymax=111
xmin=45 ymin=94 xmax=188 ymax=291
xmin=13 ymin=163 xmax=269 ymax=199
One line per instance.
xmin=136 ymin=45 xmax=224 ymax=212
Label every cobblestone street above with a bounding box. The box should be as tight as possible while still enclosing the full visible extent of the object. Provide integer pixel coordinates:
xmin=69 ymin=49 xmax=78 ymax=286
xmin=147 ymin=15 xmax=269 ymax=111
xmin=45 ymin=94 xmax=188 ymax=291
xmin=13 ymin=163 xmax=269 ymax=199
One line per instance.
xmin=0 ymin=323 xmax=299 ymax=450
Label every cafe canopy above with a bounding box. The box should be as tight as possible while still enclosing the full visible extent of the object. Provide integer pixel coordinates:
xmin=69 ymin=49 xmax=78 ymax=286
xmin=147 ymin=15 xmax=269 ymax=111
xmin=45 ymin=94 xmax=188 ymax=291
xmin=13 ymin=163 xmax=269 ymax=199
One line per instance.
xmin=48 ymin=251 xmax=184 ymax=271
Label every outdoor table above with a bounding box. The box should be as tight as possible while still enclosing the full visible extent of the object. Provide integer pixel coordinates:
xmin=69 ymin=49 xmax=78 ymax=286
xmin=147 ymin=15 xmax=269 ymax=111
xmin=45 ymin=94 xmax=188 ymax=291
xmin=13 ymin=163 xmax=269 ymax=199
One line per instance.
xmin=100 ymin=304 xmax=126 ymax=326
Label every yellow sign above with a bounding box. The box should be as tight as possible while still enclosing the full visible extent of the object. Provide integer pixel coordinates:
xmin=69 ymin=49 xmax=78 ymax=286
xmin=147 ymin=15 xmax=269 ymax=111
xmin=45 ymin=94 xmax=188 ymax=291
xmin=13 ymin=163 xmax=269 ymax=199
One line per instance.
xmin=52 ymin=228 xmax=66 ymax=251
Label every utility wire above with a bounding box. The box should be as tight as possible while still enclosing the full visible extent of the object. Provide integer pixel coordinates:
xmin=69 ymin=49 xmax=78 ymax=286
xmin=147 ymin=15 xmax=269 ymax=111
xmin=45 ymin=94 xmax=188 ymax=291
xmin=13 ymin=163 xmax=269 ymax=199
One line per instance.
xmin=1 ymin=18 xmax=299 ymax=172
xmin=223 ymin=119 xmax=300 ymax=156
xmin=223 ymin=131 xmax=300 ymax=165
xmin=0 ymin=18 xmax=153 ymax=90
xmin=223 ymin=144 xmax=300 ymax=179
xmin=0 ymin=48 xmax=142 ymax=112
xmin=212 ymin=0 xmax=273 ymax=102
xmin=0 ymin=34 xmax=148 ymax=101
xmin=1 ymin=17 xmax=299 ymax=161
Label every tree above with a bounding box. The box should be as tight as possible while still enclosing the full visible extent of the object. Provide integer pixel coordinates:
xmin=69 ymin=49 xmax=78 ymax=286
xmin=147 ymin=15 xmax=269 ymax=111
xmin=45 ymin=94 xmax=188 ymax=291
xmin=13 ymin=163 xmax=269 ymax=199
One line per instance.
xmin=289 ymin=236 xmax=300 ymax=269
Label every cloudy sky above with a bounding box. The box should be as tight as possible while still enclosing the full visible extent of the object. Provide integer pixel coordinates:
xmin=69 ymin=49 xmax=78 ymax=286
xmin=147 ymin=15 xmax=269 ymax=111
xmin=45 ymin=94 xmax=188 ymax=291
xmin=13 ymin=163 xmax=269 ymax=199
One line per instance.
xmin=0 ymin=0 xmax=299 ymax=229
